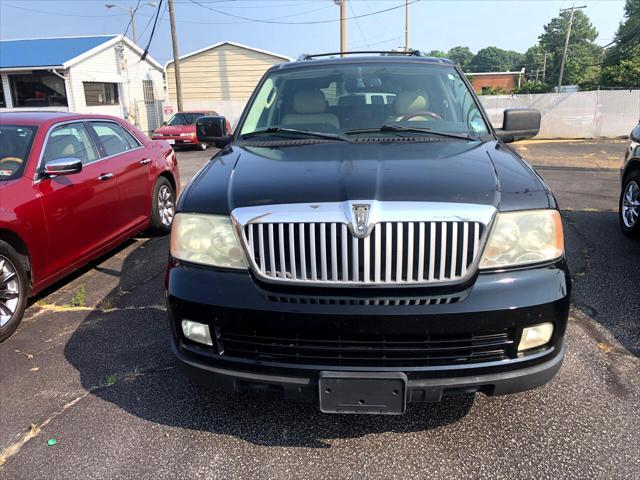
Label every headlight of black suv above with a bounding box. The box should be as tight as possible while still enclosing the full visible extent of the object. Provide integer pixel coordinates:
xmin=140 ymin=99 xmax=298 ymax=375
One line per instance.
xmin=479 ymin=209 xmax=564 ymax=269
xmin=170 ymin=213 xmax=248 ymax=269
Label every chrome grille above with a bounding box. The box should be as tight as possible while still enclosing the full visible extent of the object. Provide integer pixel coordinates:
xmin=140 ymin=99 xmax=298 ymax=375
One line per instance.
xmin=241 ymin=220 xmax=485 ymax=286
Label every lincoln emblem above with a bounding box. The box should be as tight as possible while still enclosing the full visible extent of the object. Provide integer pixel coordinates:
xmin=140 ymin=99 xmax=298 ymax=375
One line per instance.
xmin=351 ymin=204 xmax=370 ymax=238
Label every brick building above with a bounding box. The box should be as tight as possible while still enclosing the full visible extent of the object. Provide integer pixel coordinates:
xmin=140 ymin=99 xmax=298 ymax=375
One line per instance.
xmin=466 ymin=69 xmax=526 ymax=94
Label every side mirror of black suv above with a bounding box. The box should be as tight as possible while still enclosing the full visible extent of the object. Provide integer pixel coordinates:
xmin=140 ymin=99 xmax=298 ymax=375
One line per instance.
xmin=495 ymin=108 xmax=541 ymax=143
xmin=196 ymin=116 xmax=232 ymax=148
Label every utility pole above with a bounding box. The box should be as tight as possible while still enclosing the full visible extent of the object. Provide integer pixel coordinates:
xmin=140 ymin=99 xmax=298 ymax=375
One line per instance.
xmin=405 ymin=0 xmax=409 ymax=52
xmin=129 ymin=6 xmax=137 ymax=45
xmin=339 ymin=0 xmax=347 ymax=56
xmin=168 ymin=0 xmax=183 ymax=111
xmin=557 ymin=4 xmax=586 ymax=91
xmin=105 ymin=2 xmax=156 ymax=45
xmin=542 ymin=51 xmax=548 ymax=82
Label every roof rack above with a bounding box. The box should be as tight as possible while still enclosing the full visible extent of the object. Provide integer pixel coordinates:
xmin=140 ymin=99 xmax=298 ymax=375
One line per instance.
xmin=297 ymin=50 xmax=422 ymax=61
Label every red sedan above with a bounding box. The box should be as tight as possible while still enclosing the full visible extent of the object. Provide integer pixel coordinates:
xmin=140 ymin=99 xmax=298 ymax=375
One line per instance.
xmin=151 ymin=111 xmax=231 ymax=150
xmin=0 ymin=112 xmax=180 ymax=341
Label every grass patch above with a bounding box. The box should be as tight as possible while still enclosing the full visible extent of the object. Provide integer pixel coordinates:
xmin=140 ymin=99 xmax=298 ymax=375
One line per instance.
xmin=105 ymin=373 xmax=118 ymax=386
xmin=124 ymin=368 xmax=142 ymax=382
xmin=67 ymin=285 xmax=86 ymax=308
xmin=97 ymin=297 xmax=116 ymax=311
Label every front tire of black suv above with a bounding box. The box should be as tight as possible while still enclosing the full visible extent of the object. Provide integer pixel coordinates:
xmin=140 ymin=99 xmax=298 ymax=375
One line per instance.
xmin=619 ymin=171 xmax=640 ymax=238
xmin=0 ymin=240 xmax=28 ymax=343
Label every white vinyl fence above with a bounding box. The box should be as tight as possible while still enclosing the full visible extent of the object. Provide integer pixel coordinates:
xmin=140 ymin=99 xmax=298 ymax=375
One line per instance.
xmin=480 ymin=90 xmax=640 ymax=139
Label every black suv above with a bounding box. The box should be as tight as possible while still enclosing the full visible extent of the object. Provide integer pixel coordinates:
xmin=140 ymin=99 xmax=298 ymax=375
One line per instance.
xmin=166 ymin=52 xmax=571 ymax=415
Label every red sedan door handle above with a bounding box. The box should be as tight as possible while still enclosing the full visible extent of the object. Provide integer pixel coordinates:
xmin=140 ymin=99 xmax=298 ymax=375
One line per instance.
xmin=139 ymin=158 xmax=152 ymax=165
xmin=98 ymin=173 xmax=114 ymax=181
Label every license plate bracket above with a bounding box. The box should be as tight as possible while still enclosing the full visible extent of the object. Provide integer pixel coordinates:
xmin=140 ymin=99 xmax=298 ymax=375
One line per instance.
xmin=319 ymin=371 xmax=407 ymax=415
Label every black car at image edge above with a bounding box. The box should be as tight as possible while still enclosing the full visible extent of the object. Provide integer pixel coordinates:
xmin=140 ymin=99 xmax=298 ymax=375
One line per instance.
xmin=165 ymin=52 xmax=571 ymax=415
xmin=620 ymin=122 xmax=640 ymax=238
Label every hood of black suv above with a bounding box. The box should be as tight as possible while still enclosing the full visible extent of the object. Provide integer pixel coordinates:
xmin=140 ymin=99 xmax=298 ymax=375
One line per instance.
xmin=178 ymin=140 xmax=552 ymax=215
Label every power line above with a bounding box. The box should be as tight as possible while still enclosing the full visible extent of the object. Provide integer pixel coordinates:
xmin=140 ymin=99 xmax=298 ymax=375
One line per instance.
xmin=138 ymin=0 xmax=168 ymax=42
xmin=140 ymin=0 xmax=163 ymax=61
xmin=123 ymin=1 xmax=143 ymax=40
xmin=1 ymin=3 xmax=126 ymax=17
xmin=349 ymin=0 xmax=370 ymax=49
xmin=186 ymin=0 xmax=420 ymax=25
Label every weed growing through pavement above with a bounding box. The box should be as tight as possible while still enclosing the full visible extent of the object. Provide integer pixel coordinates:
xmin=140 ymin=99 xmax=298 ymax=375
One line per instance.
xmin=67 ymin=285 xmax=86 ymax=307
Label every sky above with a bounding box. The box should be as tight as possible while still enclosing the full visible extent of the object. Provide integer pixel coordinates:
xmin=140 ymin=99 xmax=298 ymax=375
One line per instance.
xmin=0 ymin=0 xmax=626 ymax=65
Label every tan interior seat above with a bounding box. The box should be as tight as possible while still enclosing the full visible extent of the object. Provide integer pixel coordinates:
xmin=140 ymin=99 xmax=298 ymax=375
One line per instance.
xmin=387 ymin=90 xmax=431 ymax=122
xmin=281 ymin=90 xmax=340 ymax=130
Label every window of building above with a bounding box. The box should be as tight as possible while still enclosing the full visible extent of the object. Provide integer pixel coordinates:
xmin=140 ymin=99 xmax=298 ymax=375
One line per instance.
xmin=9 ymin=72 xmax=68 ymax=107
xmin=83 ymin=82 xmax=120 ymax=106
xmin=0 ymin=79 xmax=6 ymax=108
xmin=142 ymin=79 xmax=155 ymax=103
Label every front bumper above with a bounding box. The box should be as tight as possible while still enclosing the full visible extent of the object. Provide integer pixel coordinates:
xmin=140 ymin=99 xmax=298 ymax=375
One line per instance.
xmin=166 ymin=260 xmax=571 ymax=403
xmin=152 ymin=136 xmax=198 ymax=145
xmin=173 ymin=339 xmax=565 ymax=402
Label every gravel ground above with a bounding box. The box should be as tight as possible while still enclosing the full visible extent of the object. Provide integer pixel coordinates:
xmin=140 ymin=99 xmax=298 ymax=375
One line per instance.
xmin=1 ymin=140 xmax=638 ymax=479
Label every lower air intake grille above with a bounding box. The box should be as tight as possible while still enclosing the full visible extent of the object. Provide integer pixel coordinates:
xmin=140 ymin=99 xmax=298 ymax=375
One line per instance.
xmin=217 ymin=329 xmax=514 ymax=367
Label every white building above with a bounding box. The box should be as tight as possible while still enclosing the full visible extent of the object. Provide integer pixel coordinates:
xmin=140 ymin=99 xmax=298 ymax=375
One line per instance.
xmin=0 ymin=34 xmax=164 ymax=134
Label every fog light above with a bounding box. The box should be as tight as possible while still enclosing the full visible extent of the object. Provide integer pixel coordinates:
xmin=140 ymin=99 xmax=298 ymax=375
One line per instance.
xmin=518 ymin=323 xmax=553 ymax=352
xmin=181 ymin=319 xmax=212 ymax=346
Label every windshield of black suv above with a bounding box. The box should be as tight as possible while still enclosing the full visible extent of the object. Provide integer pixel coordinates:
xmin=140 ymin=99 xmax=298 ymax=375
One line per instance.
xmin=239 ymin=61 xmax=489 ymax=139
xmin=167 ymin=113 xmax=205 ymax=126
xmin=0 ymin=125 xmax=37 ymax=181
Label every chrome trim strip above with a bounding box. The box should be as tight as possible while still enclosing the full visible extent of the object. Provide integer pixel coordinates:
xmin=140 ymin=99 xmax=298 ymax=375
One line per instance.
xmin=374 ymin=223 xmax=381 ymax=283
xmin=268 ymin=224 xmax=276 ymax=278
xmin=407 ymin=222 xmax=414 ymax=282
xmin=320 ymin=223 xmax=327 ymax=281
xmin=341 ymin=224 xmax=349 ymax=282
xmin=450 ymin=222 xmax=458 ymax=280
xmin=439 ymin=222 xmax=447 ymax=280
xmin=288 ymin=223 xmax=296 ymax=279
xmin=233 ymin=201 xmax=496 ymax=226
xmin=417 ymin=222 xmax=425 ymax=282
xmin=309 ymin=223 xmax=317 ymax=280
xmin=298 ymin=223 xmax=307 ymax=280
xmin=461 ymin=222 xmax=469 ymax=276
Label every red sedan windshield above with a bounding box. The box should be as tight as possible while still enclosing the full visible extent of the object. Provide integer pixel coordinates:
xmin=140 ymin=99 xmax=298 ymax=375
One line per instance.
xmin=0 ymin=125 xmax=37 ymax=181
xmin=167 ymin=113 xmax=205 ymax=126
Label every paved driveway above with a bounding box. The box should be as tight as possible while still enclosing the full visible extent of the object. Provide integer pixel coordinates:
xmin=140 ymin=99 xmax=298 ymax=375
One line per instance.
xmin=1 ymin=141 xmax=638 ymax=479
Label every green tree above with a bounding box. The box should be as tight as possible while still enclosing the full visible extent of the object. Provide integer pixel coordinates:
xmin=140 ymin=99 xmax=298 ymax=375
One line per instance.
xmin=601 ymin=0 xmax=640 ymax=87
xmin=446 ymin=46 xmax=474 ymax=68
xmin=538 ymin=10 xmax=604 ymax=87
xmin=425 ymin=49 xmax=447 ymax=58
xmin=468 ymin=47 xmax=524 ymax=73
xmin=514 ymin=81 xmax=554 ymax=94
xmin=523 ymin=45 xmax=547 ymax=80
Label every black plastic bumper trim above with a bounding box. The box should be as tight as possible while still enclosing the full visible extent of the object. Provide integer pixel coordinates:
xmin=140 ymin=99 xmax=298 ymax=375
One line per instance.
xmin=173 ymin=340 xmax=565 ymax=404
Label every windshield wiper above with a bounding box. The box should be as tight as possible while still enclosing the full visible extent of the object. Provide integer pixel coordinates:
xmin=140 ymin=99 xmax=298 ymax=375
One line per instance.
xmin=345 ymin=124 xmax=476 ymax=141
xmin=241 ymin=127 xmax=348 ymax=141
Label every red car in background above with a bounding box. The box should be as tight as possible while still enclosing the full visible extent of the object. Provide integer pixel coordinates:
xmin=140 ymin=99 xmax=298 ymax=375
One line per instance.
xmin=152 ymin=111 xmax=231 ymax=150
xmin=0 ymin=112 xmax=179 ymax=341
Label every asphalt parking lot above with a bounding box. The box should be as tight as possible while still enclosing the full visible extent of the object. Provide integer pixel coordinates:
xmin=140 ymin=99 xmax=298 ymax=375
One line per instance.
xmin=1 ymin=139 xmax=639 ymax=479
